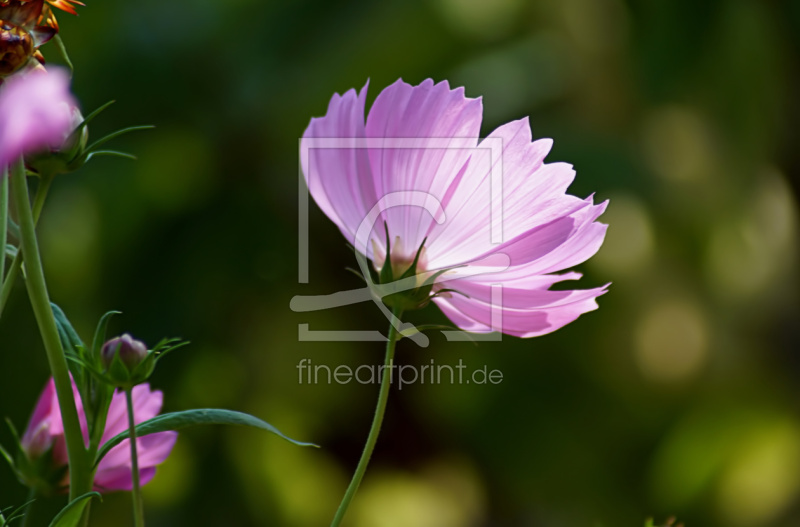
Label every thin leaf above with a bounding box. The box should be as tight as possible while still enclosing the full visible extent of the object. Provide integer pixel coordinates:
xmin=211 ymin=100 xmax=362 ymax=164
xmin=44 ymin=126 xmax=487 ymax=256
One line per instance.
xmin=48 ymin=493 xmax=100 ymax=527
xmin=0 ymin=442 xmax=15 ymax=472
xmin=77 ymin=101 xmax=115 ymax=129
xmin=2 ymin=500 xmax=36 ymax=526
xmin=6 ymin=218 xmax=19 ymax=240
xmin=52 ymin=34 xmax=73 ymax=74
xmin=84 ymin=125 xmax=154 ymax=154
xmin=95 ymin=409 xmax=317 ymax=466
xmin=85 ymin=150 xmax=137 ymax=162
xmin=4 ymin=244 xmax=16 ymax=259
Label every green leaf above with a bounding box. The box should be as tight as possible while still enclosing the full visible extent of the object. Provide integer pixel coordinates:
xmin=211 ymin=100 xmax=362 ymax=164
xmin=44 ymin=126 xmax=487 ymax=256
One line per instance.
xmin=0 ymin=442 xmax=15 ymax=473
xmin=51 ymin=303 xmax=84 ymax=353
xmin=4 ymin=244 xmax=16 ymax=260
xmin=95 ymin=409 xmax=317 ymax=466
xmin=48 ymin=492 xmax=100 ymax=527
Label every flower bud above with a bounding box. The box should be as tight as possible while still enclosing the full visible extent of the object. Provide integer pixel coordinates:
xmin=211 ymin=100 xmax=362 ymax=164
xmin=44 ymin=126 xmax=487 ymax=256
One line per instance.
xmin=101 ymin=333 xmax=148 ymax=371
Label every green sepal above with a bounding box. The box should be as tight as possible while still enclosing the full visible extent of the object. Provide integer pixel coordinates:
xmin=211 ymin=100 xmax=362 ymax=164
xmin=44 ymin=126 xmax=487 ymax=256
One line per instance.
xmin=94 ymin=409 xmax=317 ymax=467
xmin=48 ymin=492 xmax=101 ymax=527
xmin=91 ymin=311 xmax=121 ymax=365
xmin=379 ymin=222 xmax=394 ymax=284
xmin=397 ymin=324 xmax=458 ymax=340
xmin=398 ymin=237 xmax=427 ymax=280
xmin=81 ymin=125 xmax=154 ymax=158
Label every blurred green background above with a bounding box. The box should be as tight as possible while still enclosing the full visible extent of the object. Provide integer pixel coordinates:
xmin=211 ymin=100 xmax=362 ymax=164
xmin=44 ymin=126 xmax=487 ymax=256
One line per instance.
xmin=2 ymin=0 xmax=800 ymax=525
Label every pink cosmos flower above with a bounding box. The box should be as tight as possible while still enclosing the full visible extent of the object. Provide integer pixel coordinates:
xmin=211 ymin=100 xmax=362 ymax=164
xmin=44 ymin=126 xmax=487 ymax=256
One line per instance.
xmin=301 ymin=79 xmax=608 ymax=337
xmin=21 ymin=377 xmax=177 ymax=492
xmin=0 ymin=68 xmax=76 ymax=168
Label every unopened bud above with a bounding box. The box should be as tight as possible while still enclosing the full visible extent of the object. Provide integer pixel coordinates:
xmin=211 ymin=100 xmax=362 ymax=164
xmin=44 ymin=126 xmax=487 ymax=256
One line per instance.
xmin=101 ymin=334 xmax=147 ymax=371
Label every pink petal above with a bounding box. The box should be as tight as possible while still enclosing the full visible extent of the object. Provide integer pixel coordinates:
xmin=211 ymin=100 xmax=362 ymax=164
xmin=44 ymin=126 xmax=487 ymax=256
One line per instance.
xmin=95 ymin=466 xmax=157 ymax=492
xmin=364 ymin=79 xmax=482 ymax=260
xmin=0 ymin=69 xmax=77 ymax=168
xmin=300 ymin=81 xmax=376 ymax=250
xmin=433 ymin=283 xmax=608 ymax=338
xmin=20 ymin=379 xmax=57 ymax=456
xmin=136 ymin=431 xmax=178 ymax=467
xmin=427 ymin=118 xmax=579 ymax=267
xmin=101 ymin=385 xmax=163 ymax=443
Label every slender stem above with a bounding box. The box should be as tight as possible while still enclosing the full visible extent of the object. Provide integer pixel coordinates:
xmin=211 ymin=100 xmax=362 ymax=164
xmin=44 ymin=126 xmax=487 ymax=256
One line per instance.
xmin=330 ymin=307 xmax=403 ymax=527
xmin=1 ymin=167 xmax=8 ymax=288
xmin=19 ymin=488 xmax=36 ymax=527
xmin=0 ymin=175 xmax=53 ymax=319
xmin=10 ymin=158 xmax=90 ymax=500
xmin=125 ymin=389 xmax=145 ymax=527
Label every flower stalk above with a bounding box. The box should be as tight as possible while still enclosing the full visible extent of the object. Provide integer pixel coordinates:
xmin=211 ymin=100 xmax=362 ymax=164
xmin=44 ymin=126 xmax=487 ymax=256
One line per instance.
xmin=125 ymin=388 xmax=145 ymax=527
xmin=0 ymin=171 xmax=53 ymax=319
xmin=330 ymin=306 xmax=403 ymax=527
xmin=9 ymin=156 xmax=90 ymax=500
xmin=1 ymin=166 xmax=8 ymax=288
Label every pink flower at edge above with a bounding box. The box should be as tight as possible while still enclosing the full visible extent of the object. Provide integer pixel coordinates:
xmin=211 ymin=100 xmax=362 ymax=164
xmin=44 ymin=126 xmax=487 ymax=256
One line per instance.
xmin=301 ymin=78 xmax=609 ymax=337
xmin=0 ymin=68 xmax=77 ymax=169
xmin=21 ymin=377 xmax=177 ymax=492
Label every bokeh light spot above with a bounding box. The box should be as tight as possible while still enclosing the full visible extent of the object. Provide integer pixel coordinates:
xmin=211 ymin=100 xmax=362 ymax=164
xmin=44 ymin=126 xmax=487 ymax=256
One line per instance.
xmin=590 ymin=193 xmax=654 ymax=275
xmin=643 ymin=106 xmax=717 ymax=183
xmin=634 ymin=299 xmax=709 ymax=383
xmin=716 ymin=421 xmax=800 ymax=526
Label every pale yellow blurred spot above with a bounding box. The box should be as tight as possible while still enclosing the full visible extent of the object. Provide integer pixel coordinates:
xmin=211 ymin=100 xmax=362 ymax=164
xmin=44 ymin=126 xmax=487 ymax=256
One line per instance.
xmin=136 ymin=127 xmax=216 ymax=212
xmin=142 ymin=437 xmax=194 ymax=506
xmin=643 ymin=106 xmax=717 ymax=182
xmin=590 ymin=193 xmax=654 ymax=275
xmin=634 ymin=299 xmax=709 ymax=382
xmin=706 ymin=168 xmax=798 ymax=300
xmin=433 ymin=0 xmax=525 ymax=39
xmin=39 ymin=188 xmax=100 ymax=297
xmin=716 ymin=421 xmax=800 ymax=526
xmin=350 ymin=459 xmax=486 ymax=527
xmin=558 ymin=0 xmax=630 ymax=55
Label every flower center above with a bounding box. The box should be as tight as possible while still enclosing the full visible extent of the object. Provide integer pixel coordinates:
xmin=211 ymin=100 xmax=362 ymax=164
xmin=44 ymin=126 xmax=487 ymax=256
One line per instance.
xmin=0 ymin=21 xmax=34 ymax=76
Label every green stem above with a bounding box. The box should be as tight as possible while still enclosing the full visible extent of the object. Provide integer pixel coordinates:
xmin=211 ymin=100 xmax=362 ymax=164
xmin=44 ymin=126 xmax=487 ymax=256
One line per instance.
xmin=125 ymin=389 xmax=145 ymax=527
xmin=330 ymin=307 xmax=403 ymax=527
xmin=1 ymin=167 xmax=8 ymax=288
xmin=0 ymin=174 xmax=53 ymax=319
xmin=10 ymin=158 xmax=90 ymax=500
xmin=19 ymin=488 xmax=36 ymax=527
